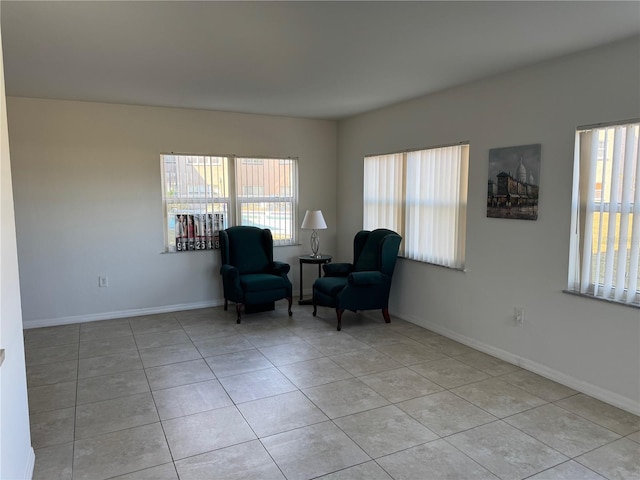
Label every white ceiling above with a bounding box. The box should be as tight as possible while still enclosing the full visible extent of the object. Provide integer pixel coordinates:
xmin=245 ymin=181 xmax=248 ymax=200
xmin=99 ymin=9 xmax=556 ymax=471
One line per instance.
xmin=1 ymin=1 xmax=639 ymax=120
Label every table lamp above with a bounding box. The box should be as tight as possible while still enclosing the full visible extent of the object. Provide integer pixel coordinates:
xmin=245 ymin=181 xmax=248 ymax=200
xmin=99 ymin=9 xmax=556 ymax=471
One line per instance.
xmin=301 ymin=210 xmax=327 ymax=258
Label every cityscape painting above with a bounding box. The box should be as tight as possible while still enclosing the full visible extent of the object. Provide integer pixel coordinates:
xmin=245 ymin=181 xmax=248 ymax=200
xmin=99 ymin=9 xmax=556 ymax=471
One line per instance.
xmin=487 ymin=144 xmax=541 ymax=220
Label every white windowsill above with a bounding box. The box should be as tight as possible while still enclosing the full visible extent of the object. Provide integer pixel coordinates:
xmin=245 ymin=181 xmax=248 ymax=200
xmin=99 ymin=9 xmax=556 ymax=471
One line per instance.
xmin=562 ymin=289 xmax=640 ymax=310
xmin=160 ymin=242 xmax=302 ymax=254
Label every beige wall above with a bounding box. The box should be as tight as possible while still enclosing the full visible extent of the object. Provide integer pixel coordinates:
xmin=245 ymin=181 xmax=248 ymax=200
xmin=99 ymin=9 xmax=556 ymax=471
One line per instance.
xmin=7 ymin=98 xmax=337 ymax=325
xmin=336 ymin=36 xmax=640 ymax=413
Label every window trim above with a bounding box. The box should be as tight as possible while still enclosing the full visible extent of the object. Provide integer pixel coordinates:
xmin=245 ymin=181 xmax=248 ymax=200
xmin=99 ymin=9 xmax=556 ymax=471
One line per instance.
xmin=363 ymin=141 xmax=469 ymax=270
xmin=364 ymin=141 xmax=470 ymax=159
xmin=567 ymin=120 xmax=640 ymax=307
xmin=234 ymin=156 xmax=299 ymax=247
xmin=161 ymin=153 xmax=299 ymax=251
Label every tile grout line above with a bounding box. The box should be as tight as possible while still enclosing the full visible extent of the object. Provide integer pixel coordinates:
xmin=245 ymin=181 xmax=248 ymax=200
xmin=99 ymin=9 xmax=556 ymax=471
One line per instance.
xmin=26 ymin=308 xmax=640 ymax=479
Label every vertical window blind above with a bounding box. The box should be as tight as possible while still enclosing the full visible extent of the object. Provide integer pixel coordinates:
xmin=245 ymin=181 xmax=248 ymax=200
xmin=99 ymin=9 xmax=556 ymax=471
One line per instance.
xmin=363 ymin=153 xmax=405 ymax=235
xmin=568 ymin=121 xmax=639 ymax=306
xmin=405 ymin=146 xmax=468 ymax=267
xmin=364 ymin=144 xmax=469 ymax=269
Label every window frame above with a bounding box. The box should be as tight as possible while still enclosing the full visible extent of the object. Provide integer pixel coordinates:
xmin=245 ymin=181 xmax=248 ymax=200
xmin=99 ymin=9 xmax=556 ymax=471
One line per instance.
xmin=234 ymin=156 xmax=299 ymax=247
xmin=363 ymin=142 xmax=469 ymax=270
xmin=161 ymin=153 xmax=299 ymax=251
xmin=567 ymin=120 xmax=640 ymax=307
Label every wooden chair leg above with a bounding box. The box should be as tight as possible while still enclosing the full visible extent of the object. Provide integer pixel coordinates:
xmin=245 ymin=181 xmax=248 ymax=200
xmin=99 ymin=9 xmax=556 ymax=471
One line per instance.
xmin=312 ymin=296 xmax=317 ymax=317
xmin=382 ymin=308 xmax=391 ymax=324
xmin=287 ymin=297 xmax=293 ymax=316
xmin=336 ymin=309 xmax=344 ymax=331
xmin=236 ymin=303 xmax=242 ymax=324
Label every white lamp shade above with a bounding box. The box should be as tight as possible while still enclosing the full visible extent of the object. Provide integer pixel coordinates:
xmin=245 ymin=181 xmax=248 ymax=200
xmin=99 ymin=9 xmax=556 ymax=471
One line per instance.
xmin=301 ymin=210 xmax=327 ymax=230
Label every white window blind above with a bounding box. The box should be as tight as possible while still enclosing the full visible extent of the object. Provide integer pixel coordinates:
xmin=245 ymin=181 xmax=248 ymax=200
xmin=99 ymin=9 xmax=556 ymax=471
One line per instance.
xmin=568 ymin=121 xmax=640 ymax=306
xmin=405 ymin=146 xmax=468 ymax=267
xmin=363 ymin=153 xmax=405 ymax=235
xmin=364 ymin=144 xmax=469 ymax=269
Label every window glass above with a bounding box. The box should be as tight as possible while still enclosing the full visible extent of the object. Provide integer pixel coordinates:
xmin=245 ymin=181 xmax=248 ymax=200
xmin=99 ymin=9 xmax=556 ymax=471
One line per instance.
xmin=161 ymin=154 xmax=298 ymax=250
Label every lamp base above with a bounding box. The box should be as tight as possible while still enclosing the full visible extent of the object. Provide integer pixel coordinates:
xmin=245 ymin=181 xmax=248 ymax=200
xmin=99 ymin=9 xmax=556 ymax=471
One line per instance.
xmin=310 ymin=230 xmax=320 ymax=257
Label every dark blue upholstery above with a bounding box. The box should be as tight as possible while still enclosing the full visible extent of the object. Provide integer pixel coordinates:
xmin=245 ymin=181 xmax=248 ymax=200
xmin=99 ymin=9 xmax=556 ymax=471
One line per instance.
xmin=312 ymin=229 xmax=402 ymax=331
xmin=220 ymin=226 xmax=292 ymax=323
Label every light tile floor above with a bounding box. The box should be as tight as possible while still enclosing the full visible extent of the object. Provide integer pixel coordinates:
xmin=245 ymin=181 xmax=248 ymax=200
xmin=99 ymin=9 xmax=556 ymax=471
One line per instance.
xmin=25 ymin=305 xmax=640 ymax=480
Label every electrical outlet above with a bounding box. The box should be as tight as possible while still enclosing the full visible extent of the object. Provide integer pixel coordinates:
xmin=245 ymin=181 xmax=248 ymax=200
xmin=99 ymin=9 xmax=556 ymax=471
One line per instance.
xmin=514 ymin=307 xmax=524 ymax=325
xmin=99 ymin=276 xmax=109 ymax=287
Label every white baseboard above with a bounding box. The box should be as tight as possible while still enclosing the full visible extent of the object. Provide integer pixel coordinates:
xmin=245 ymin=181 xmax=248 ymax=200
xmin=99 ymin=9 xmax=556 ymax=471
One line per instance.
xmin=396 ymin=310 xmax=640 ymax=416
xmin=22 ymin=291 xmax=306 ymax=330
xmin=22 ymin=300 xmax=224 ymax=329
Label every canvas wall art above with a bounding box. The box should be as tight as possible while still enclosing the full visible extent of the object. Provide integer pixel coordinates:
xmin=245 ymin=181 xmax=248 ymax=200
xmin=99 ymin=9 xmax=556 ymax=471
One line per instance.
xmin=487 ymin=144 xmax=541 ymax=220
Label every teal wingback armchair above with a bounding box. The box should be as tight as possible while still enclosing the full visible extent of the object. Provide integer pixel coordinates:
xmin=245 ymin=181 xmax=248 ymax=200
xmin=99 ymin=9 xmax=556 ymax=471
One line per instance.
xmin=312 ymin=229 xmax=402 ymax=331
xmin=220 ymin=226 xmax=293 ymax=323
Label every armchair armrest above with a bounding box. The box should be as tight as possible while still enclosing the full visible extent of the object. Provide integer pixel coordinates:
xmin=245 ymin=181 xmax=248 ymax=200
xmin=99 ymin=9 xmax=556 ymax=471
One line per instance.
xmin=323 ymin=263 xmax=354 ymax=277
xmin=271 ymin=261 xmax=291 ymax=275
xmin=220 ymin=264 xmax=238 ymax=278
xmin=347 ymin=271 xmax=386 ymax=286
xmin=220 ymin=263 xmax=244 ymax=302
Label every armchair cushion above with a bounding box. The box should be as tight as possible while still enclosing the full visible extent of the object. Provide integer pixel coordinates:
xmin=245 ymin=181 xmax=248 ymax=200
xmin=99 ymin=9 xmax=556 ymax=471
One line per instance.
xmin=354 ymin=229 xmax=392 ymax=271
xmin=223 ymin=227 xmax=272 ymax=274
xmin=322 ymin=262 xmax=353 ymax=277
xmin=314 ymin=276 xmax=348 ymax=296
xmin=347 ymin=271 xmax=386 ymax=286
